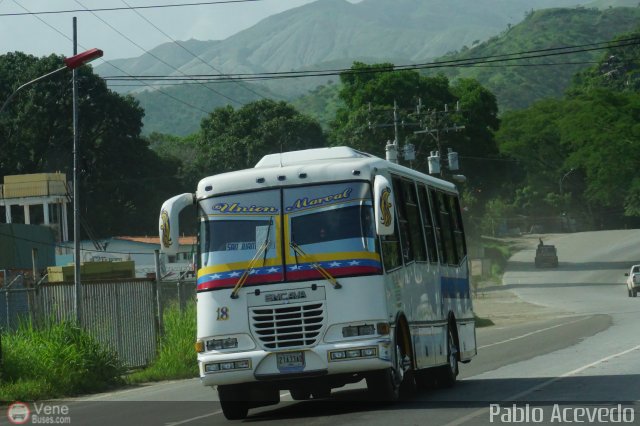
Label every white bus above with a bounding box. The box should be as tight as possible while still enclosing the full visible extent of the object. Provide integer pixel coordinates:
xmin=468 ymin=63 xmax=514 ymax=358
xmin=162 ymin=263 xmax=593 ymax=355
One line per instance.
xmin=159 ymin=147 xmax=476 ymax=419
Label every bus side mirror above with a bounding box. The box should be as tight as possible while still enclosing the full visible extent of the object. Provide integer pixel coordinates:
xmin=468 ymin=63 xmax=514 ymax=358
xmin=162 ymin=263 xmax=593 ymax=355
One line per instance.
xmin=159 ymin=193 xmax=195 ymax=256
xmin=373 ymin=175 xmax=395 ymax=236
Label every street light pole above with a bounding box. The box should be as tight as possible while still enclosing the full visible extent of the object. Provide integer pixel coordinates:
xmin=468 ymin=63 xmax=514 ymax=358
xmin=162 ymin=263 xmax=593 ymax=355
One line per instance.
xmin=0 ymin=22 xmax=102 ymax=324
xmin=72 ymin=17 xmax=82 ymax=325
xmin=0 ymin=66 xmax=66 ymax=115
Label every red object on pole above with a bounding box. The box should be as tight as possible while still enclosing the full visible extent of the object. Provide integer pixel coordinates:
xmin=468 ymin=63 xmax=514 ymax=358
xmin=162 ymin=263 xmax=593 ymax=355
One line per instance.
xmin=63 ymin=48 xmax=103 ymax=69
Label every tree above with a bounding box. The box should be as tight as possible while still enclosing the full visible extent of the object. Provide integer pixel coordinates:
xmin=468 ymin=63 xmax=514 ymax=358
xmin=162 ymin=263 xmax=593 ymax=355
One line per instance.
xmin=330 ymin=63 xmax=503 ymax=196
xmin=197 ymin=99 xmax=326 ymax=174
xmin=495 ymin=89 xmax=640 ymax=228
xmin=0 ymin=52 xmax=178 ymax=237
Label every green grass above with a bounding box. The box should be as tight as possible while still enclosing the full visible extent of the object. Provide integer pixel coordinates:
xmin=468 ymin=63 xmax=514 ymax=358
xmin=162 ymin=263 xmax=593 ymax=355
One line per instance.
xmin=474 ymin=315 xmax=495 ymax=328
xmin=127 ymin=301 xmax=198 ymax=383
xmin=0 ymin=320 xmax=125 ymax=401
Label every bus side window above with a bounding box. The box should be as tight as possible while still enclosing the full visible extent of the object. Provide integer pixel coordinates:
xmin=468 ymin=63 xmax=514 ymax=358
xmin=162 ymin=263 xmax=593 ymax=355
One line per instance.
xmin=430 ymin=188 xmax=447 ymax=264
xmin=437 ymin=191 xmax=458 ymax=265
xmin=419 ymin=185 xmax=439 ymax=263
xmin=381 ymin=222 xmax=403 ymax=271
xmin=403 ymin=180 xmax=426 ymax=262
xmin=392 ymin=177 xmax=414 ymax=263
xmin=449 ymin=195 xmax=467 ymax=261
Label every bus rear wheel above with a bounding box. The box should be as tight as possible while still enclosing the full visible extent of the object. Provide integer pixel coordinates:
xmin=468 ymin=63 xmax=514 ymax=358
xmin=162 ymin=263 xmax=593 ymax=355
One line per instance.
xmin=218 ymin=385 xmax=249 ymax=420
xmin=435 ymin=325 xmax=459 ymax=388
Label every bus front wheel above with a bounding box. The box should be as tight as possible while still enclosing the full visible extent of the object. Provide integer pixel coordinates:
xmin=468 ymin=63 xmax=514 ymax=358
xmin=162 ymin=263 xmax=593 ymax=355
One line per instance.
xmin=218 ymin=385 xmax=249 ymax=420
xmin=367 ymin=339 xmax=405 ymax=401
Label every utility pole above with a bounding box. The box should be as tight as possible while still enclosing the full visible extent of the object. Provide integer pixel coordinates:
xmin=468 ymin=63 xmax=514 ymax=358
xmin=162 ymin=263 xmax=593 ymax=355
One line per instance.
xmin=414 ymin=100 xmax=464 ymax=177
xmin=72 ymin=17 xmax=82 ymax=325
xmin=367 ymin=100 xmax=417 ymax=164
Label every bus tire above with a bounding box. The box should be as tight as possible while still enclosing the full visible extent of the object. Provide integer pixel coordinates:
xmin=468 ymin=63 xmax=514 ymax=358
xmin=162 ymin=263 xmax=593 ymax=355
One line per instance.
xmin=367 ymin=334 xmax=406 ymax=401
xmin=311 ymin=387 xmax=331 ymax=399
xmin=435 ymin=324 xmax=459 ymax=388
xmin=218 ymin=385 xmax=249 ymax=420
xmin=290 ymin=388 xmax=311 ymax=400
xmin=367 ymin=367 xmax=400 ymax=401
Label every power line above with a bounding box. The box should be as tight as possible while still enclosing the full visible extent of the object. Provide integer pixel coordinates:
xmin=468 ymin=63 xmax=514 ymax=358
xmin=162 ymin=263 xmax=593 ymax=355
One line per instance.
xmin=73 ymin=0 xmax=243 ymax=106
xmin=102 ymin=36 xmax=640 ymax=82
xmin=104 ymin=60 xmax=603 ymax=87
xmin=118 ymin=0 xmax=272 ymax=101
xmin=0 ymin=0 xmax=264 ymax=17
xmin=101 ymin=37 xmax=640 ymax=83
xmin=11 ymin=0 xmax=210 ymax=115
xmin=0 ymin=229 xmax=167 ymax=256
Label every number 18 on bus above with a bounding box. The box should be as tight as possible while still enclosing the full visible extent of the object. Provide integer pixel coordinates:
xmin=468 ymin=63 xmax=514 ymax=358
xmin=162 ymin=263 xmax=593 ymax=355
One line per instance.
xmin=159 ymin=147 xmax=476 ymax=420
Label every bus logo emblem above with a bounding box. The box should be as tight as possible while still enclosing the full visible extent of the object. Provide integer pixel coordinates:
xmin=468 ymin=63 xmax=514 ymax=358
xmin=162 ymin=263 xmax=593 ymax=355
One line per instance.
xmin=160 ymin=210 xmax=172 ymax=248
xmin=380 ymin=187 xmax=393 ymax=227
xmin=265 ymin=290 xmax=307 ymax=303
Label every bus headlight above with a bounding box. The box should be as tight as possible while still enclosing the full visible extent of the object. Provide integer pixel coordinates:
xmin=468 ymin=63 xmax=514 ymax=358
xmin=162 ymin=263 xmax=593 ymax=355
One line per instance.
xmin=206 ymin=337 xmax=238 ymax=351
xmin=328 ymin=347 xmax=377 ymax=362
xmin=204 ymin=359 xmax=251 ymax=373
xmin=342 ymin=324 xmax=375 ymax=337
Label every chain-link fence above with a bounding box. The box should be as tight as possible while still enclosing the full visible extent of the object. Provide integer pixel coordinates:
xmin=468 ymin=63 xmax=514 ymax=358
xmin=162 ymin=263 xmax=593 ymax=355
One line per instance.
xmin=0 ymin=273 xmax=197 ymax=368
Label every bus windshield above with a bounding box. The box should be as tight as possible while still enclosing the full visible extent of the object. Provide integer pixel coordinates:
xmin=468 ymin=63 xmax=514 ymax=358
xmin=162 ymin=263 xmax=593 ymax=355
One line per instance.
xmin=198 ymin=189 xmax=282 ymax=291
xmin=197 ymin=182 xmax=381 ymax=291
xmin=285 ymin=183 xmax=380 ymax=281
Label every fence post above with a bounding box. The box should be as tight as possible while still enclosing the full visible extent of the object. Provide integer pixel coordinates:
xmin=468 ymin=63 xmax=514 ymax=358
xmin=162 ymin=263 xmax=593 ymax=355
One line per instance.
xmin=178 ymin=279 xmax=185 ymax=313
xmin=31 ymin=248 xmax=39 ymax=283
xmin=154 ymin=250 xmax=164 ymax=335
xmin=4 ymin=288 xmax=9 ymax=331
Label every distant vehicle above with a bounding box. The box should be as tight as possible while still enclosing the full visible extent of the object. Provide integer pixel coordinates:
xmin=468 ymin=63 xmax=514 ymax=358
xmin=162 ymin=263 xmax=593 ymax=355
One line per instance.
xmin=625 ymin=265 xmax=640 ymax=297
xmin=535 ymin=244 xmax=558 ymax=268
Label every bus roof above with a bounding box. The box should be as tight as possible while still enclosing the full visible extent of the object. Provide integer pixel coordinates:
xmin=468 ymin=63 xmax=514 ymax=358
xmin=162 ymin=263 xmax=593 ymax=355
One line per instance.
xmin=196 ymin=146 xmax=457 ymax=198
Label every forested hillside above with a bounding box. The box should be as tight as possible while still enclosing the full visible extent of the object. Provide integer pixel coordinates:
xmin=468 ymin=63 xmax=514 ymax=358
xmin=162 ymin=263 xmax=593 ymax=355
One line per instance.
xmin=294 ymin=6 xmax=640 ymax=126
xmin=431 ymin=6 xmax=640 ymax=110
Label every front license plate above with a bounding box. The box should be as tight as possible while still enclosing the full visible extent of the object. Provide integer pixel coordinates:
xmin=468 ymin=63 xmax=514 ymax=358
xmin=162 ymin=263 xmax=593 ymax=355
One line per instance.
xmin=276 ymin=351 xmax=305 ymax=371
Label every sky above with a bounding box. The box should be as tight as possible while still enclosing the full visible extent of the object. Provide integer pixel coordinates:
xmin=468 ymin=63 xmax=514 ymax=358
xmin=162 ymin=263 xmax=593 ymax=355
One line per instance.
xmin=0 ymin=0 xmax=329 ymax=62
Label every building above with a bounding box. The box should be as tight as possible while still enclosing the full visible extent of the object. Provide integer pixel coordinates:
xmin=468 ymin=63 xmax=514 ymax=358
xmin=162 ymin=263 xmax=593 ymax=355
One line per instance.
xmin=56 ymin=236 xmax=196 ymax=278
xmin=0 ymin=173 xmax=70 ymax=242
xmin=0 ymin=223 xmax=56 ymax=284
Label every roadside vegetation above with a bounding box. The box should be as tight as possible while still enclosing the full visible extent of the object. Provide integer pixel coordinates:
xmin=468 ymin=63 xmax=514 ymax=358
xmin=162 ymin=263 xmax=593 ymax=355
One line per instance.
xmin=127 ymin=301 xmax=197 ymax=383
xmin=0 ymin=320 xmax=125 ymax=401
xmin=0 ymin=302 xmax=197 ymax=401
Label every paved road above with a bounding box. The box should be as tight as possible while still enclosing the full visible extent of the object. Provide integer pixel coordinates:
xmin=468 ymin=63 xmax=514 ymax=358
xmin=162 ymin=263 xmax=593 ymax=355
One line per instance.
xmin=48 ymin=231 xmax=640 ymax=425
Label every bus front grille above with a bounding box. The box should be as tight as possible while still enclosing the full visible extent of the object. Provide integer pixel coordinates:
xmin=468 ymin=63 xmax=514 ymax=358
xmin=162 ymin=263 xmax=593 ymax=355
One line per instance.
xmin=250 ymin=302 xmax=325 ymax=350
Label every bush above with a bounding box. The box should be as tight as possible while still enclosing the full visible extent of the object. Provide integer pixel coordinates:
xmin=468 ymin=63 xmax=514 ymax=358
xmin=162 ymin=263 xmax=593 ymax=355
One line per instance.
xmin=128 ymin=301 xmax=197 ymax=383
xmin=0 ymin=320 xmax=125 ymax=400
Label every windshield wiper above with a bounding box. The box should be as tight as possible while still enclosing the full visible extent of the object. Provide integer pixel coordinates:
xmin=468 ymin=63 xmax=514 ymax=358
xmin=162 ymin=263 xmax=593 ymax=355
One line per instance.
xmin=230 ymin=218 xmax=273 ymax=299
xmin=289 ymin=241 xmax=342 ymax=290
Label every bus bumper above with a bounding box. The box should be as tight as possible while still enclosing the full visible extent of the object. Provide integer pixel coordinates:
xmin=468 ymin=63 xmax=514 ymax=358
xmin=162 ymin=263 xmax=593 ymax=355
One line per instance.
xmin=198 ymin=338 xmax=393 ymax=387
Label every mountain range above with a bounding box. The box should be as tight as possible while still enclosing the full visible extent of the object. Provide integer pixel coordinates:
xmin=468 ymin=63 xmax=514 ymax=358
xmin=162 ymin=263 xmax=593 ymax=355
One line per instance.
xmin=94 ymin=0 xmax=640 ymax=135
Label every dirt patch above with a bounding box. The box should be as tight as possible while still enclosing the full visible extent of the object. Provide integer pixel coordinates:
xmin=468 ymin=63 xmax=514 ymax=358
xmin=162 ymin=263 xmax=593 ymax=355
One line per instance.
xmin=473 ymin=289 xmax=563 ymax=326
xmin=471 ymin=234 xmax=568 ymax=326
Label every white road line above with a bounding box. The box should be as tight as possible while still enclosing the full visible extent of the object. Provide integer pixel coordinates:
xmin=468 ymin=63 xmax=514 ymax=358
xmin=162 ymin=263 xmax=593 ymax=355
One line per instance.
xmin=165 ymin=409 xmax=222 ymax=426
xmin=443 ymin=343 xmax=640 ymax=426
xmin=478 ymin=317 xmax=587 ymax=349
xmin=165 ymin=392 xmax=291 ymax=425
